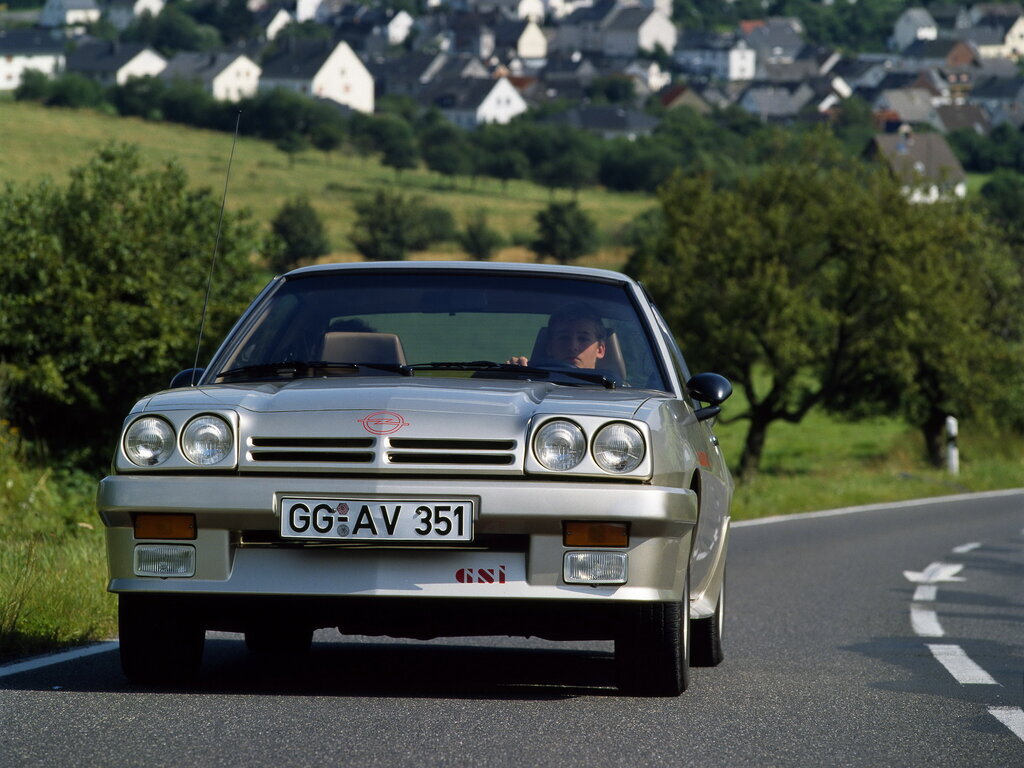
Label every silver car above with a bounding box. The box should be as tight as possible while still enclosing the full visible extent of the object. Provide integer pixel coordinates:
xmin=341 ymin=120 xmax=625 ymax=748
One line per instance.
xmin=98 ymin=261 xmax=733 ymax=696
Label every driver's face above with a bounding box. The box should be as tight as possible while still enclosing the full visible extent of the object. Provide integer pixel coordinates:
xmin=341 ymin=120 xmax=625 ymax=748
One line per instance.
xmin=547 ymin=320 xmax=606 ymax=369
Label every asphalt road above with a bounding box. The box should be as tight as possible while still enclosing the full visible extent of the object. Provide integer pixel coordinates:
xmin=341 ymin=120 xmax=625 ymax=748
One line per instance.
xmin=2 ymin=491 xmax=1023 ymax=767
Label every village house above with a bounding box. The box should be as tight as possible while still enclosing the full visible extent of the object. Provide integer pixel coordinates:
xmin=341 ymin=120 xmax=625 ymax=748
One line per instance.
xmin=960 ymin=9 xmax=1024 ymax=59
xmin=160 ymin=52 xmax=261 ymax=102
xmin=469 ymin=0 xmax=546 ymax=23
xmin=418 ymin=75 xmax=527 ymax=127
xmin=0 ymin=28 xmax=65 ymax=91
xmin=494 ymin=17 xmax=547 ymax=61
xmin=105 ymin=0 xmax=165 ymax=32
xmin=866 ymin=127 xmax=967 ymax=202
xmin=674 ymin=31 xmax=757 ymax=82
xmin=65 ymin=40 xmax=166 ymax=85
xmin=38 ymin=0 xmax=101 ymax=30
xmin=740 ymin=17 xmax=805 ymax=64
xmin=891 ymin=8 xmax=938 ymax=52
xmin=253 ymin=5 xmax=293 ymax=41
xmin=259 ymin=39 xmax=374 ymax=113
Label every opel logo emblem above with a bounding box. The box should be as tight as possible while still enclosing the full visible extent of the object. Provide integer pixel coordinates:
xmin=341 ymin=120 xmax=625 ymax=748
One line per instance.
xmin=358 ymin=411 xmax=409 ymax=435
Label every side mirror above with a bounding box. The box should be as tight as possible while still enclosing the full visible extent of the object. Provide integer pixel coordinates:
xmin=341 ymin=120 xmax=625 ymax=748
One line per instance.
xmin=686 ymin=372 xmax=732 ymax=422
xmin=169 ymin=368 xmax=205 ymax=388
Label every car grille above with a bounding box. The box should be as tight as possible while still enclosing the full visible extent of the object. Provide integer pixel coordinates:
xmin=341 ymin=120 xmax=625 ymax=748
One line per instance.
xmin=250 ymin=437 xmax=376 ymax=464
xmin=245 ymin=435 xmax=519 ymax=471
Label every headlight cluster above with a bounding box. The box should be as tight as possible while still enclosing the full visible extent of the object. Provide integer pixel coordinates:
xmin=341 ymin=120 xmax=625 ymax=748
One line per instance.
xmin=123 ymin=414 xmax=234 ymax=468
xmin=533 ymin=419 xmax=646 ymax=475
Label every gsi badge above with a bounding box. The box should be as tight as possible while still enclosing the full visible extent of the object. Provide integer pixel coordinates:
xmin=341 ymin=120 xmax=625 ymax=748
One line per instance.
xmin=280 ymin=497 xmax=474 ymax=542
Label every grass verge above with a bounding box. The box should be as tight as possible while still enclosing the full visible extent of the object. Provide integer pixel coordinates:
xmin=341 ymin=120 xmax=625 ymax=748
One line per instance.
xmin=0 ymin=423 xmax=116 ymax=664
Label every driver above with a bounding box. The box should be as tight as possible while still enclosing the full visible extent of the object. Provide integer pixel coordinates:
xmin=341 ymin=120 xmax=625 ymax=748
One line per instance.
xmin=509 ymin=303 xmax=607 ymax=369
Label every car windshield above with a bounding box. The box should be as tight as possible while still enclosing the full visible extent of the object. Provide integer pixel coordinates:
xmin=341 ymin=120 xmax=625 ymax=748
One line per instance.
xmin=208 ymin=270 xmax=669 ymax=391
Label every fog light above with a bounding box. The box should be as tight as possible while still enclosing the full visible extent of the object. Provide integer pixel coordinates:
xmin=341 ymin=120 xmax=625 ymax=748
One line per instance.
xmin=134 ymin=544 xmax=196 ymax=577
xmin=563 ymin=551 xmax=627 ymax=585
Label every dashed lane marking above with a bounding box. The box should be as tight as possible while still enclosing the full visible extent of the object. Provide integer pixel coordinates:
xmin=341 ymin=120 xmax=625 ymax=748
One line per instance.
xmin=926 ymin=644 xmax=999 ymax=685
xmin=989 ymin=707 xmax=1024 ymax=742
xmin=952 ymin=542 xmax=982 ymax=554
xmin=913 ymin=585 xmax=938 ymax=602
xmin=911 ymin=605 xmax=945 ymax=637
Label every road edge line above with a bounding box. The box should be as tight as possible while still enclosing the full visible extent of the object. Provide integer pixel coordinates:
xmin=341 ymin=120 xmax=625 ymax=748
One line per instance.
xmin=0 ymin=641 xmax=119 ymax=679
xmin=733 ymin=488 xmax=1024 ymax=528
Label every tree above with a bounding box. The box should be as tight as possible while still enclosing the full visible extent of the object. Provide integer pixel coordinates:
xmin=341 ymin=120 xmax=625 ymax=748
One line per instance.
xmin=374 ymin=115 xmax=419 ymax=176
xmin=532 ymin=201 xmax=596 ymax=264
xmin=0 ymin=144 xmax=261 ymax=467
xmin=265 ymin=196 xmax=331 ymax=273
xmin=275 ymin=131 xmax=309 ymax=168
xmin=458 ymin=209 xmax=504 ymax=260
xmin=348 ymin=190 xmax=419 ymax=261
xmin=627 ymin=137 xmax=1023 ymax=477
xmin=979 ymin=169 xmax=1024 ymax=240
xmin=419 ymin=122 xmax=470 ymax=186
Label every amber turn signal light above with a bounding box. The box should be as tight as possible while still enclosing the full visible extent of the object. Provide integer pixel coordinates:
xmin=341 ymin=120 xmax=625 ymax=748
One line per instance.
xmin=563 ymin=521 xmax=628 ymax=547
xmin=134 ymin=513 xmax=197 ymax=540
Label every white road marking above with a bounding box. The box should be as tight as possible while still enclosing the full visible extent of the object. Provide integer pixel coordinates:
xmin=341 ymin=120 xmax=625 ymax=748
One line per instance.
xmin=911 ymin=605 xmax=945 ymax=637
xmin=952 ymin=542 xmax=982 ymax=554
xmin=903 ymin=562 xmax=965 ymax=584
xmin=989 ymin=707 xmax=1024 ymax=742
xmin=0 ymin=641 xmax=118 ymax=679
xmin=926 ymin=644 xmax=998 ymax=685
xmin=913 ymin=585 xmax=938 ymax=602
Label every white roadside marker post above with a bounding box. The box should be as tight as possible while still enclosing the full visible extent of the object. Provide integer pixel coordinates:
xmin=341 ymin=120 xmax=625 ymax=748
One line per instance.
xmin=945 ymin=415 xmax=959 ymax=476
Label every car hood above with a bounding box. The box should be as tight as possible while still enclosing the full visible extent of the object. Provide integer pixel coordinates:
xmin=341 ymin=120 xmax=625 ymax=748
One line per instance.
xmin=140 ymin=377 xmax=655 ymax=420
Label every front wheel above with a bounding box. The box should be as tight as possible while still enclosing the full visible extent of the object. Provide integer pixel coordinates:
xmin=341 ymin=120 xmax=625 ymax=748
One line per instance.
xmin=614 ymin=573 xmax=690 ymax=696
xmin=118 ymin=594 xmax=205 ymax=686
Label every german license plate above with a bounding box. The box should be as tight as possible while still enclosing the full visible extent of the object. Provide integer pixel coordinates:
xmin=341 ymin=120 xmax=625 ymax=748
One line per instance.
xmin=280 ymin=498 xmax=474 ymax=542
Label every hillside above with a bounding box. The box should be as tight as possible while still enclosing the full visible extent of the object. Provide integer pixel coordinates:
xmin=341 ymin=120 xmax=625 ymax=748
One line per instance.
xmin=0 ymin=101 xmax=656 ymax=264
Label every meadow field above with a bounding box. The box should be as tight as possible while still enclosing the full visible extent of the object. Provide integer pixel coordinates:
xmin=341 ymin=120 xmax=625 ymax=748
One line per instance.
xmin=0 ymin=101 xmax=654 ymax=264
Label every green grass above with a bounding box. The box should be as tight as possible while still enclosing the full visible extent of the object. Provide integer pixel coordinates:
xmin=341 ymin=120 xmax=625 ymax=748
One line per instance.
xmin=0 ymin=101 xmax=653 ymax=265
xmin=715 ymin=401 xmax=1023 ymax=520
xmin=0 ymin=424 xmax=116 ymax=663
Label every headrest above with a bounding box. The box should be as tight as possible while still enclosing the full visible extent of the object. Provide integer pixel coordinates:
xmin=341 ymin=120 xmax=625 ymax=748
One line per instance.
xmin=321 ymin=332 xmax=407 ymax=365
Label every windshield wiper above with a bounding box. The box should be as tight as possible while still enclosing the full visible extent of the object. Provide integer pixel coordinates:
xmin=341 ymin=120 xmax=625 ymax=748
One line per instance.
xmin=215 ymin=360 xmax=412 ymax=382
xmin=410 ymin=361 xmax=615 ymax=389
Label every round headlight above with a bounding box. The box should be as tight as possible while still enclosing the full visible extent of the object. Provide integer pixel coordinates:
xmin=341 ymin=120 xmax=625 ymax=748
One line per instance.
xmin=181 ymin=415 xmax=233 ymax=466
xmin=124 ymin=417 xmax=175 ymax=467
xmin=534 ymin=420 xmax=586 ymax=471
xmin=593 ymin=423 xmax=645 ymax=474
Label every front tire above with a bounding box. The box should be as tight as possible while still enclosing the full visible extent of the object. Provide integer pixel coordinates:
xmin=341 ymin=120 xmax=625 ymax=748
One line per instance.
xmin=691 ymin=570 xmax=725 ymax=667
xmin=615 ymin=573 xmax=690 ymax=696
xmin=118 ymin=594 xmax=205 ymax=686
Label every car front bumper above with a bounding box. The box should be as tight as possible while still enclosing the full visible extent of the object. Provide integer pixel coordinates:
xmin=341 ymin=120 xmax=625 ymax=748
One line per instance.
xmin=98 ymin=475 xmax=696 ymax=603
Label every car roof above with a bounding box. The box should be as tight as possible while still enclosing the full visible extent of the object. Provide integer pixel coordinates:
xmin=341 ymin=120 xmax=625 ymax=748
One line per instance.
xmin=284 ymin=260 xmax=637 ymax=286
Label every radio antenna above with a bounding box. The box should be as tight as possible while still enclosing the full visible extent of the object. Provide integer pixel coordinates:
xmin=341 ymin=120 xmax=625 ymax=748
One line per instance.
xmin=191 ymin=110 xmax=242 ymax=386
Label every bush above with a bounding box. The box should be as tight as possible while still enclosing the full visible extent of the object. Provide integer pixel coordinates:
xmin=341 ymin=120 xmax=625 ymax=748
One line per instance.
xmin=0 ymin=144 xmax=262 ymax=467
xmin=458 ymin=209 xmax=504 ymax=260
